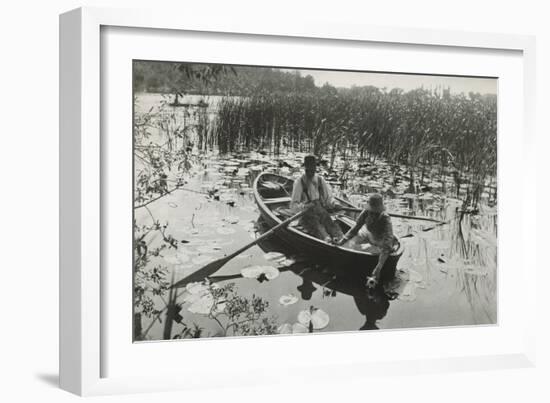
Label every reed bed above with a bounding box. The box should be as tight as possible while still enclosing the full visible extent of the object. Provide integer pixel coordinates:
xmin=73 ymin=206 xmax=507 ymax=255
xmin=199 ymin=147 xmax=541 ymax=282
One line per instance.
xmin=212 ymin=88 xmax=497 ymax=203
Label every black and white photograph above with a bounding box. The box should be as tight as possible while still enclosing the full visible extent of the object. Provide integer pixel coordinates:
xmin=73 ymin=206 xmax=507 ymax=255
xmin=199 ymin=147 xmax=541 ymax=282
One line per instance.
xmin=133 ymin=61 xmax=497 ymax=341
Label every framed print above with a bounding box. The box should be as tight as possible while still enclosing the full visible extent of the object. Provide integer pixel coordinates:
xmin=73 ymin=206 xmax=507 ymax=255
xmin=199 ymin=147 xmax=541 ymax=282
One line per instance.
xmin=59 ymin=7 xmax=537 ymax=396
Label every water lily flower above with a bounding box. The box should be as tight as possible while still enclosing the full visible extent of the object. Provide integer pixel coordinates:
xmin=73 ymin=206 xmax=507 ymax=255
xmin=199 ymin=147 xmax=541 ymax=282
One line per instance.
xmin=223 ymin=215 xmax=240 ymax=224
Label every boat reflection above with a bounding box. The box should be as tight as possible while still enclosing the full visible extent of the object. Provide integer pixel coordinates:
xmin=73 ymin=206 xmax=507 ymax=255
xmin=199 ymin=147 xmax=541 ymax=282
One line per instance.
xmin=259 ymin=217 xmax=393 ymax=330
xmin=209 ymin=222 xmax=394 ymax=331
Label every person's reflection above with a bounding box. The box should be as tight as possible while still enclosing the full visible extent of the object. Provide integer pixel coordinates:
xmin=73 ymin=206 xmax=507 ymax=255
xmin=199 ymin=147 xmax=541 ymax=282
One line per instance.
xmin=297 ymin=278 xmax=317 ymax=300
xmin=317 ymin=272 xmax=392 ymax=330
xmin=354 ymin=286 xmax=390 ymax=330
xmin=255 ymin=232 xmax=393 ymax=331
xmin=292 ymin=265 xmax=392 ymax=330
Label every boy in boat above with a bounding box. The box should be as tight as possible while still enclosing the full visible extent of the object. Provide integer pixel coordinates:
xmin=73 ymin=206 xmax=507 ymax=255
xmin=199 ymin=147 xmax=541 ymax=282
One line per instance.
xmin=290 ymin=155 xmax=343 ymax=243
xmin=337 ymin=193 xmax=397 ymax=288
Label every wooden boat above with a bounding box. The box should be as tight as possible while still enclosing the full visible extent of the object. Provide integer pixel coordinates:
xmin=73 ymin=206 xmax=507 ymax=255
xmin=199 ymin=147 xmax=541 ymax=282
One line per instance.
xmin=252 ymin=173 xmax=404 ymax=280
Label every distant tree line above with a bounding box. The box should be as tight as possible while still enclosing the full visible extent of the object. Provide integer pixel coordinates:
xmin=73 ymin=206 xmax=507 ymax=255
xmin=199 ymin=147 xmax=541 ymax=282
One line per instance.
xmin=133 ymin=61 xmax=317 ymax=96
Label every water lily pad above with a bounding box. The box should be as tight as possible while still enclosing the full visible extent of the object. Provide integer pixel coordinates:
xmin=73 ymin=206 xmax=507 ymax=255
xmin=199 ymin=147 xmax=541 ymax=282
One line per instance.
xmin=183 ymin=292 xmax=201 ymax=305
xmin=277 ymin=323 xmax=293 ymax=334
xmin=185 ymin=282 xmax=209 ymax=295
xmin=240 ymin=265 xmax=280 ymax=280
xmin=277 ymin=258 xmax=296 ymax=267
xmin=240 ymin=266 xmax=265 ymax=279
xmin=292 ymin=323 xmax=309 ymax=333
xmin=223 ymin=215 xmax=240 ymax=224
xmin=263 ymin=266 xmax=280 ymax=280
xmin=297 ymin=308 xmax=330 ymax=330
xmin=277 ymin=322 xmax=308 ymax=334
xmin=187 ymin=293 xmax=214 ymax=314
xmin=279 ymin=294 xmax=299 ymax=306
xmin=263 ymin=251 xmax=286 ymax=262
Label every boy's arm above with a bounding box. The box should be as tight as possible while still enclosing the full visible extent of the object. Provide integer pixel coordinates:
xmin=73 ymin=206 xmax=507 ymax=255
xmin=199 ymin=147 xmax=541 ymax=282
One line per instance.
xmin=371 ymin=215 xmax=394 ymax=280
xmin=341 ymin=210 xmax=367 ymax=242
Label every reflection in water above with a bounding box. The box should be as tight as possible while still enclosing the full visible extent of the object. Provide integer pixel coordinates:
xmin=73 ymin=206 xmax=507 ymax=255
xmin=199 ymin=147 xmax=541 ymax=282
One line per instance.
xmin=356 ymin=288 xmax=391 ymax=330
xmin=297 ymin=279 xmax=317 ymax=301
xmin=209 ymin=257 xmax=394 ymax=331
xmin=256 ymin=225 xmax=394 ymax=331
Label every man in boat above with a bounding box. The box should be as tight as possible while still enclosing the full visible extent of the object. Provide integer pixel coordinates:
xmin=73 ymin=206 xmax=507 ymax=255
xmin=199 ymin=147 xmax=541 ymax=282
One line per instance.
xmin=290 ymin=155 xmax=343 ymax=243
xmin=337 ymin=193 xmax=397 ymax=288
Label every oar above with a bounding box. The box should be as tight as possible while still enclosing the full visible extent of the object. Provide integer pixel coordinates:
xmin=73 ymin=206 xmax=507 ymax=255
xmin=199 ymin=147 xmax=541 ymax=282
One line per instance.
xmin=338 ymin=206 xmax=443 ymax=224
xmin=400 ymin=219 xmax=453 ymax=238
xmin=171 ymin=207 xmax=312 ymax=289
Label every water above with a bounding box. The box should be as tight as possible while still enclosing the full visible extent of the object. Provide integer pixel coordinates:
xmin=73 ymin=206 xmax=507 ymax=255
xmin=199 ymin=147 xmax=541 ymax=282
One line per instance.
xmin=134 ymin=94 xmax=497 ymax=341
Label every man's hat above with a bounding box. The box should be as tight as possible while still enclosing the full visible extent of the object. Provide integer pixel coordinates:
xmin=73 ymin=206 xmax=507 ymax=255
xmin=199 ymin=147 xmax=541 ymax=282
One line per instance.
xmin=365 ymin=193 xmax=385 ymax=213
xmin=303 ymin=155 xmax=317 ymax=167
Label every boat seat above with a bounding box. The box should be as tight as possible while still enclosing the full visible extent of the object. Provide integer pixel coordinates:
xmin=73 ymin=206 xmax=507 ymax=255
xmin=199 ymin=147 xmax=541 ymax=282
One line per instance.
xmin=264 ymin=196 xmax=291 ymax=205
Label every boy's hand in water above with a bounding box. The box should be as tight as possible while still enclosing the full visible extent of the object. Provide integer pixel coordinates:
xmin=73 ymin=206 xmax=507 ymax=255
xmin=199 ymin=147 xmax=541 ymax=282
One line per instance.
xmin=366 ymin=265 xmax=383 ymax=289
xmin=365 ymin=276 xmax=378 ymax=289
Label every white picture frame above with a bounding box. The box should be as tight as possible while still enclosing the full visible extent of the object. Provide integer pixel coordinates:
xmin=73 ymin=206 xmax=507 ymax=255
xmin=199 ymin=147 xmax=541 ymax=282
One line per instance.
xmin=59 ymin=6 xmax=537 ymax=396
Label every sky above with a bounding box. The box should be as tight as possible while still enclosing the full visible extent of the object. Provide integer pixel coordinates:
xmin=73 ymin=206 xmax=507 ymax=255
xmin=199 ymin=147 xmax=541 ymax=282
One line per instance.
xmin=290 ymin=68 xmax=497 ymax=95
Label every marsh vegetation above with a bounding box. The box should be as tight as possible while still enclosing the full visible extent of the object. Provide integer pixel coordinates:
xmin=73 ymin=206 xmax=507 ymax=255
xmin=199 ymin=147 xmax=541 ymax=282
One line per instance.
xmin=133 ymin=63 xmax=497 ymax=341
